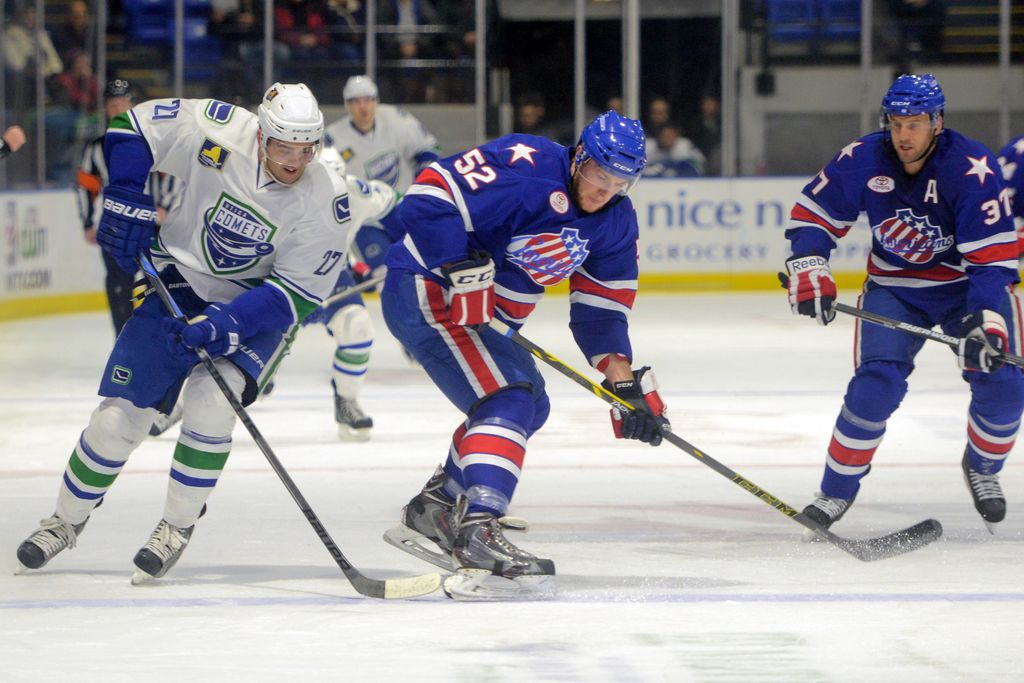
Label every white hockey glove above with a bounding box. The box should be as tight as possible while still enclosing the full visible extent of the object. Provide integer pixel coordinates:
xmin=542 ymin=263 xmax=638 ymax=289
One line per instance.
xmin=441 ymin=251 xmax=496 ymax=326
xmin=785 ymin=255 xmax=836 ymax=325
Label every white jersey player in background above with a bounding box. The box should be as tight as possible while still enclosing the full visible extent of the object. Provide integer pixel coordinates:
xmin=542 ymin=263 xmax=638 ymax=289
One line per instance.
xmin=313 ymin=74 xmax=438 ymax=437
xmin=297 ymin=144 xmax=398 ymax=440
xmin=16 ymin=83 xmax=369 ymax=583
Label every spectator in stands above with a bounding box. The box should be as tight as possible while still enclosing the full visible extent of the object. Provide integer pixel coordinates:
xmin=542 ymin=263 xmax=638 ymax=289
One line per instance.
xmin=211 ymin=0 xmax=285 ymax=97
xmin=53 ymin=51 xmax=99 ymax=114
xmin=326 ymin=0 xmax=365 ymax=62
xmin=3 ymin=4 xmax=64 ymax=110
xmin=513 ymin=91 xmax=572 ymax=145
xmin=642 ymin=122 xmax=705 ymax=178
xmin=645 ymin=96 xmax=672 ymax=138
xmin=57 ymin=0 xmax=92 ymax=65
xmin=380 ymin=0 xmax=439 ymax=60
xmin=275 ymin=0 xmax=332 ymax=79
xmin=605 ymin=94 xmax=624 ymax=116
xmin=688 ymin=93 xmax=721 ymax=176
xmin=888 ymin=0 xmax=946 ymax=64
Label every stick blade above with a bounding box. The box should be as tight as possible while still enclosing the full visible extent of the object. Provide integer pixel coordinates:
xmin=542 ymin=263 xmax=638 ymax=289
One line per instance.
xmin=348 ymin=570 xmax=442 ymax=599
xmin=836 ymin=518 xmax=943 ymax=562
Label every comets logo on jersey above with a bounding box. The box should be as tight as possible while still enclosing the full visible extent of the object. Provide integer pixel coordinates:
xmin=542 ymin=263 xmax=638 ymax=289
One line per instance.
xmin=198 ymin=139 xmax=229 ymax=170
xmin=365 ymin=152 xmax=401 ymax=187
xmin=201 ymin=193 xmax=277 ymax=274
xmin=872 ymin=208 xmax=952 ymax=264
xmin=507 ymin=226 xmax=590 ymax=286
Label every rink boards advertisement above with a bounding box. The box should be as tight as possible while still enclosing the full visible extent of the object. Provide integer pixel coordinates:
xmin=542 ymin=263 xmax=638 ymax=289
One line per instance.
xmin=0 ymin=190 xmax=106 ymax=320
xmin=0 ymin=180 xmax=872 ymax=319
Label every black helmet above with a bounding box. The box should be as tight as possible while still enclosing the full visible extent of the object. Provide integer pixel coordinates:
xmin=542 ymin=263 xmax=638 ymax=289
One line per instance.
xmin=103 ymin=78 xmax=134 ymax=101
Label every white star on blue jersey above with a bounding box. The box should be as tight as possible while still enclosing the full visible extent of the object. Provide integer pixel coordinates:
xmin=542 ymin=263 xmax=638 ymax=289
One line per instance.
xmin=506 ymin=143 xmax=538 ymax=165
xmin=965 ymin=155 xmax=995 ymax=185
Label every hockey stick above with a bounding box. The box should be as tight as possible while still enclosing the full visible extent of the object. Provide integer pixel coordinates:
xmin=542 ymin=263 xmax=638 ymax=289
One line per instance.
xmin=487 ymin=318 xmax=943 ymax=562
xmin=777 ymin=273 xmax=1024 ymax=369
xmin=318 ymin=272 xmax=386 ymax=309
xmin=137 ymin=254 xmax=440 ymax=598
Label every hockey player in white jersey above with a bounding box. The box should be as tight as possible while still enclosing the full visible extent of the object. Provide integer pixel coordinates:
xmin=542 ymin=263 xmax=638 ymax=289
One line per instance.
xmin=16 ymin=83 xmax=367 ymax=583
xmin=324 ymin=75 xmax=439 ymax=192
xmin=300 ymin=144 xmax=398 ymax=440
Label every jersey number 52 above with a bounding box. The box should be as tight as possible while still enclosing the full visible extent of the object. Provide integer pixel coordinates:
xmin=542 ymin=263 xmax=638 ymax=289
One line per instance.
xmin=454 ymin=149 xmax=497 ymax=191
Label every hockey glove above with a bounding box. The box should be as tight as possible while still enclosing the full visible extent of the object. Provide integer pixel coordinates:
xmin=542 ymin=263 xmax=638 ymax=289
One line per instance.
xmin=97 ymin=186 xmax=157 ymax=274
xmin=957 ymin=309 xmax=1008 ymax=373
xmin=441 ymin=251 xmax=496 ymax=326
xmin=164 ymin=303 xmax=243 ymax=363
xmin=785 ymin=255 xmax=836 ymax=325
xmin=601 ymin=367 xmax=670 ymax=447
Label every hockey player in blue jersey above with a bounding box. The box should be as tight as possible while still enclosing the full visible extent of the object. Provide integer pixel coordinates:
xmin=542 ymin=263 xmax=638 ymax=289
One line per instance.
xmin=379 ymin=111 xmax=670 ymax=599
xmin=784 ymin=74 xmax=1024 ymax=534
xmin=996 ymin=134 xmax=1024 ymax=259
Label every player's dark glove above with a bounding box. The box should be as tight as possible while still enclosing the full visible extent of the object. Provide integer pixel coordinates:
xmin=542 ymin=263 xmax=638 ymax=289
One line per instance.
xmin=164 ymin=303 xmax=243 ymax=363
xmin=957 ymin=309 xmax=1008 ymax=373
xmin=441 ymin=250 xmax=496 ymax=326
xmin=601 ymin=366 xmax=670 ymax=446
xmin=785 ymin=254 xmax=836 ymax=325
xmin=97 ymin=186 xmax=157 ymax=274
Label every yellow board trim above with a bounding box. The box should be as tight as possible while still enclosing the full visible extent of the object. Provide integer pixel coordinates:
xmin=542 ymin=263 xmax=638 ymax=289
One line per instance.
xmin=544 ymin=271 xmax=870 ymax=295
xmin=0 ymin=292 xmax=108 ymax=322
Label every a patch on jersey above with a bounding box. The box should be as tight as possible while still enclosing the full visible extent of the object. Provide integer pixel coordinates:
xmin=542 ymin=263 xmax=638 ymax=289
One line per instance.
xmin=965 ymin=155 xmax=995 ymax=186
xmin=365 ymin=151 xmax=401 ymax=187
xmin=507 ymin=227 xmax=590 ymax=286
xmin=198 ymin=138 xmax=230 ymax=170
xmin=201 ymin=193 xmax=278 ymax=274
xmin=867 ymin=175 xmax=894 ymax=193
xmin=872 ymin=208 xmax=952 ymax=264
xmin=341 ymin=147 xmax=355 ymax=162
xmin=111 ymin=365 xmax=132 ymax=385
xmin=334 ymin=195 xmax=352 ymax=223
xmin=204 ymin=100 xmax=235 ymax=124
xmin=548 ymin=190 xmax=569 ymax=214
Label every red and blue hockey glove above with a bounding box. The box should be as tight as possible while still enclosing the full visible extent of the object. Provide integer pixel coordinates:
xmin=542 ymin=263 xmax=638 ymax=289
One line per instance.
xmin=958 ymin=309 xmax=1008 ymax=373
xmin=785 ymin=255 xmax=836 ymax=325
xmin=164 ymin=303 xmax=243 ymax=363
xmin=441 ymin=251 xmax=496 ymax=326
xmin=601 ymin=367 xmax=670 ymax=447
xmin=97 ymin=186 xmax=157 ymax=274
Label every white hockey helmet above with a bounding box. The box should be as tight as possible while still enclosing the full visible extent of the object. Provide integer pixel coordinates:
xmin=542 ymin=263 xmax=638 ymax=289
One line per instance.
xmin=258 ymin=82 xmax=324 ymax=146
xmin=319 ymin=144 xmax=347 ymax=177
xmin=343 ymin=75 xmax=378 ymax=102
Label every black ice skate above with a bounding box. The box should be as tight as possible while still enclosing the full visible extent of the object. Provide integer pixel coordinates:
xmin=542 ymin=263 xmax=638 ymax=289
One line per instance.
xmin=16 ymin=514 xmax=90 ymax=572
xmin=442 ymin=495 xmax=555 ymax=601
xmin=383 ymin=466 xmax=458 ymax=570
xmin=801 ymin=492 xmax=856 ymax=542
xmin=962 ymin=450 xmax=1006 ymax=534
xmin=131 ymin=505 xmax=206 ymax=584
xmin=332 ymin=379 xmax=372 ymax=441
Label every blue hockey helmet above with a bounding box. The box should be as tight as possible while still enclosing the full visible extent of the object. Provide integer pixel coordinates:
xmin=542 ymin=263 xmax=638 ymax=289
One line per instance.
xmin=575 ymin=110 xmax=647 ymax=195
xmin=880 ymin=73 xmax=945 ymax=128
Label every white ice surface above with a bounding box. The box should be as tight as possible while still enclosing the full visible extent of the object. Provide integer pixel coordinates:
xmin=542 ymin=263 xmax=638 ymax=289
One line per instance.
xmin=1 ymin=293 xmax=1022 ymax=682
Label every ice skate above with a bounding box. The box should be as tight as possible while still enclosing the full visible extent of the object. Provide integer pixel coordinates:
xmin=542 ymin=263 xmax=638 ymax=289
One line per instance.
xmin=442 ymin=496 xmax=555 ymax=601
xmin=801 ymin=492 xmax=855 ymax=542
xmin=962 ymin=451 xmax=1005 ymax=534
xmin=16 ymin=514 xmax=90 ymax=572
xmin=149 ymin=400 xmax=183 ymax=437
xmin=332 ymin=380 xmax=372 ymax=441
xmin=131 ymin=505 xmax=206 ymax=584
xmin=384 ymin=466 xmax=458 ymax=570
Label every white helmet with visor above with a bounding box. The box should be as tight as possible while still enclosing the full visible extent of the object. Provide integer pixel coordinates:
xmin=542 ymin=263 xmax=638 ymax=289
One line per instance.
xmin=258 ymin=82 xmax=324 ymax=167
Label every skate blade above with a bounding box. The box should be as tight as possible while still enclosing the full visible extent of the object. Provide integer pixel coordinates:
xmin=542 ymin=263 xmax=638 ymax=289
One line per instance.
xmin=13 ymin=562 xmax=31 ymax=575
xmin=442 ymin=568 xmax=556 ymax=602
xmin=383 ymin=525 xmax=455 ymax=571
xmin=130 ymin=569 xmax=157 ymax=585
xmin=497 ymin=515 xmax=529 ymax=532
xmin=337 ymin=425 xmax=372 ymax=442
xmin=984 ymin=520 xmax=1000 ymax=535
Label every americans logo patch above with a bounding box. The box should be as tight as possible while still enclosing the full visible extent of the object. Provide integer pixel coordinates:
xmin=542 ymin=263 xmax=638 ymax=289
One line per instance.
xmin=507 ymin=227 xmax=590 ymax=286
xmin=872 ymin=208 xmax=952 ymax=264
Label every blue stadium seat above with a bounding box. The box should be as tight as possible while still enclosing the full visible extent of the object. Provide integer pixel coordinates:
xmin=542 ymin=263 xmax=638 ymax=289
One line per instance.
xmin=766 ymin=0 xmax=817 ymax=43
xmin=820 ymin=0 xmax=861 ymax=42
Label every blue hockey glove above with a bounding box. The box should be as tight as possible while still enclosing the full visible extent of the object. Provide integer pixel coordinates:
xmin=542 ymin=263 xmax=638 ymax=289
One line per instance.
xmin=97 ymin=186 xmax=157 ymax=274
xmin=601 ymin=367 xmax=670 ymax=446
xmin=165 ymin=303 xmax=243 ymax=362
xmin=958 ymin=309 xmax=1008 ymax=373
